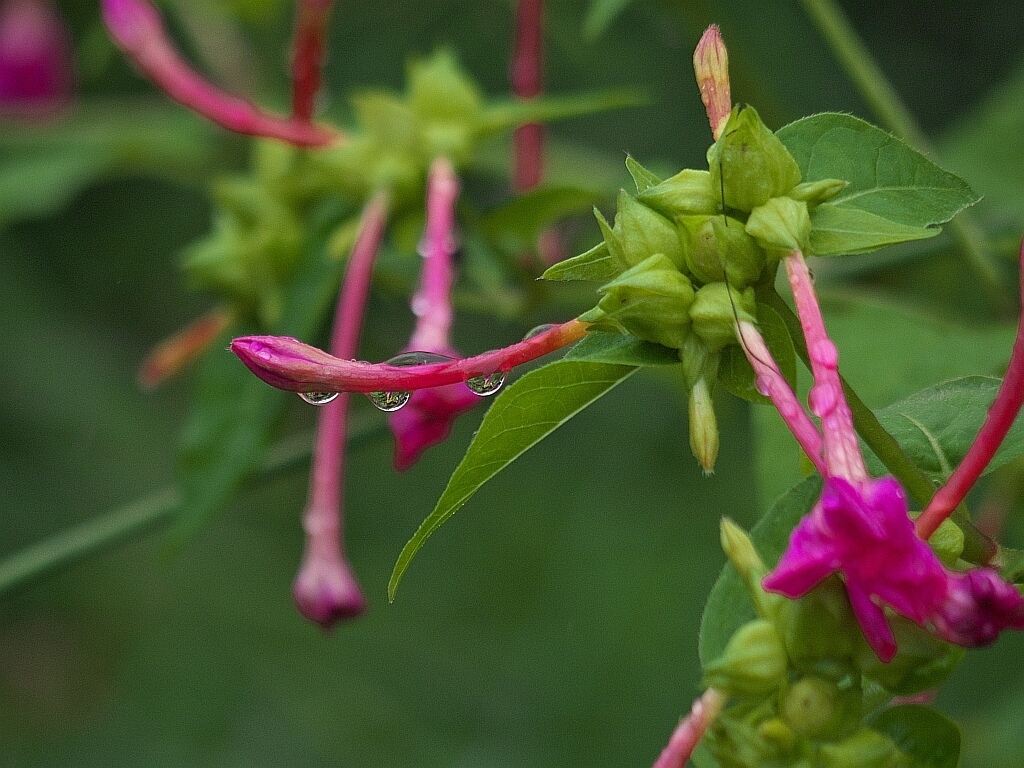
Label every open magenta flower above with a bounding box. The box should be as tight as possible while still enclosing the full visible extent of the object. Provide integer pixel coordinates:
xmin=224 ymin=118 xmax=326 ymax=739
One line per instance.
xmin=740 ymin=247 xmax=1024 ymax=661
xmin=0 ymin=0 xmax=72 ymax=114
xmin=388 ymin=158 xmax=478 ymax=471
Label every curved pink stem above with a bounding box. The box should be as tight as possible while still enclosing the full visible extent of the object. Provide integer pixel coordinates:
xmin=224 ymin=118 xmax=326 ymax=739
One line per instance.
xmin=232 ymin=319 xmax=590 ymax=394
xmin=651 ymin=688 xmax=726 ymax=768
xmin=102 ymin=0 xmax=340 ymax=147
xmin=917 ymin=237 xmax=1024 ymax=540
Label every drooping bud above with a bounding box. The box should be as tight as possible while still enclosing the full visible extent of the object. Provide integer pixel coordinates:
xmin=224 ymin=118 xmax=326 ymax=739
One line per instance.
xmin=745 ymin=196 xmax=811 ymax=259
xmin=703 ymin=618 xmax=788 ymax=697
xmin=681 ymin=334 xmax=720 ymax=472
xmin=636 ymin=168 xmax=719 ymax=217
xmin=689 ymin=281 xmax=756 ymax=351
xmin=292 ymin=544 xmax=367 ymax=629
xmin=595 ymin=253 xmax=695 ymax=349
xmin=693 ymin=25 xmax=731 ymax=141
xmin=781 ymin=676 xmax=861 ymax=740
xmin=932 ymin=568 xmax=1024 ymax=648
xmin=600 ymin=191 xmax=688 ymax=272
xmin=708 ymin=105 xmax=801 ymax=213
xmin=719 ymin=518 xmax=782 ymax=619
xmin=680 ymin=214 xmax=766 ymax=288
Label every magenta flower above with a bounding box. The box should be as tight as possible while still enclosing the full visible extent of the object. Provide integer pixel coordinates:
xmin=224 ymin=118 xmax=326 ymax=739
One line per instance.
xmin=388 ymin=158 xmax=479 ymax=470
xmin=740 ymin=246 xmax=1024 ymax=662
xmin=0 ymin=0 xmax=72 ymax=114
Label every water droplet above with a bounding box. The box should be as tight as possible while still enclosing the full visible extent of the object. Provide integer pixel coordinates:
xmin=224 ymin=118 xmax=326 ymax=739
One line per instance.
xmin=523 ymin=324 xmax=557 ymax=341
xmin=466 ymin=372 xmax=506 ymax=396
xmin=367 ymin=390 xmax=412 ymax=411
xmin=811 ymin=339 xmax=839 ymax=368
xmin=754 ymin=377 xmax=770 ymax=397
xmin=808 ymin=383 xmax=836 ymax=417
xmin=386 ymin=351 xmax=454 ymax=366
xmin=299 ymin=391 xmax=339 ymax=406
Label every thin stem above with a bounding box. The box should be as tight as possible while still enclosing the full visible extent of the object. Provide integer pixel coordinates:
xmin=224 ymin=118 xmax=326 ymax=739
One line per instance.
xmin=101 ymin=0 xmax=340 ymax=147
xmin=232 ymin=319 xmax=590 ymax=394
xmin=917 ymin=239 xmax=1024 ymax=540
xmin=290 ymin=0 xmax=334 ymax=122
xmin=651 ymin=688 xmax=726 ymax=768
xmin=799 ymin=0 xmax=1009 ymax=315
xmin=511 ymin=0 xmax=544 ymax=191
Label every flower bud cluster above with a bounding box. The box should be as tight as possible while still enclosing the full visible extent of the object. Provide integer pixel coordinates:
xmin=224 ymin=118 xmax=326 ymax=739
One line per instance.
xmin=701 ymin=521 xmax=965 ymax=767
xmin=558 ymin=105 xmax=842 ymax=470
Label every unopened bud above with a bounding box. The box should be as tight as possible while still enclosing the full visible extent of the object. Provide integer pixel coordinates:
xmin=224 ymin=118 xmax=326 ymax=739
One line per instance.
xmin=595 ymin=253 xmax=695 ymax=349
xmin=788 ymin=178 xmax=848 ymax=208
xmin=601 ymin=191 xmax=688 ymax=272
xmin=689 ymin=377 xmax=719 ymax=473
xmin=719 ymin=518 xmax=782 ymax=618
xmin=636 ymin=168 xmax=719 ymax=217
xmin=777 ymin=578 xmax=858 ymax=678
xmin=693 ymin=25 xmax=731 ymax=140
xmin=681 ymin=214 xmax=766 ymax=287
xmin=708 ymin=105 xmax=802 ymax=213
xmin=782 ymin=676 xmax=861 ymax=740
xmin=818 ymin=728 xmax=901 ymax=768
xmin=703 ymin=619 xmax=788 ymax=697
xmin=689 ymin=282 xmax=756 ymax=351
xmin=745 ymin=196 xmax=811 ymax=259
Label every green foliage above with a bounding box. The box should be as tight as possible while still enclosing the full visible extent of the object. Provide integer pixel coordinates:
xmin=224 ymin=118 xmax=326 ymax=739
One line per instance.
xmin=869 ymin=706 xmax=961 ymax=768
xmin=777 ymin=113 xmax=981 ymax=255
xmin=388 ymin=358 xmax=639 ymax=599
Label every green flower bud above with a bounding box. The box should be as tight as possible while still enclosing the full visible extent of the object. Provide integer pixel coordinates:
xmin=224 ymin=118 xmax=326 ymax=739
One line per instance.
xmin=719 ymin=519 xmax=783 ymax=619
xmin=789 ymin=178 xmax=848 ymax=208
xmin=600 ymin=191 xmax=688 ymax=272
xmin=757 ymin=718 xmax=797 ymax=752
xmin=689 ymin=282 xmax=756 ymax=351
xmin=782 ymin=676 xmax=861 ymax=740
xmin=745 ymin=196 xmax=812 ymax=259
xmin=928 ymin=518 xmax=965 ymax=567
xmin=408 ymin=50 xmax=483 ymax=163
xmin=689 ymin=376 xmax=720 ymax=473
xmin=777 ymin=577 xmax=858 ymax=679
xmin=704 ymin=619 xmax=788 ymax=697
xmin=709 ymin=713 xmax=780 ymax=768
xmin=708 ymin=104 xmax=802 ymax=213
xmin=636 ymin=168 xmax=720 ymax=217
xmin=595 ymin=253 xmax=695 ymax=349
xmin=680 ymin=215 xmax=767 ymax=287
xmin=818 ymin=728 xmax=905 ymax=768
xmin=855 ymin=614 xmax=964 ymax=696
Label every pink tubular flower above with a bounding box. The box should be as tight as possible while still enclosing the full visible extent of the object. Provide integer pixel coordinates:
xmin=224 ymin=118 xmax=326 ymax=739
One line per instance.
xmin=741 ymin=247 xmax=1024 ymax=661
xmin=0 ymin=0 xmax=72 ymax=114
xmin=388 ymin=158 xmax=478 ymax=471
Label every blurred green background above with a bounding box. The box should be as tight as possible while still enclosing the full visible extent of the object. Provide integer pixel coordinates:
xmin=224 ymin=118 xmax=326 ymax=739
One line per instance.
xmin=5 ymin=0 xmax=1024 ymax=765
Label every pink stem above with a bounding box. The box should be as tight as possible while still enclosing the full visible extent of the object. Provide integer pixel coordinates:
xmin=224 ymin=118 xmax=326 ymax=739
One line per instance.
xmin=292 ymin=191 xmax=389 ymax=628
xmin=736 ymin=320 xmax=826 ymax=476
xmin=917 ymin=238 xmax=1024 ymax=540
xmin=511 ymin=0 xmax=544 ymax=191
xmin=785 ymin=250 xmax=868 ymax=483
xmin=232 ymin=319 xmax=590 ymax=394
xmin=101 ymin=0 xmax=340 ymax=147
xmin=290 ymin=0 xmax=334 ymax=122
xmin=409 ymin=157 xmax=459 ymax=352
xmin=651 ymin=688 xmax=726 ymax=768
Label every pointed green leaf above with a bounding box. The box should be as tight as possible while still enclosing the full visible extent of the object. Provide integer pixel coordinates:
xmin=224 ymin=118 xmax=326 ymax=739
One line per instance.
xmin=389 ymin=359 xmax=638 ymax=599
xmin=584 ymin=0 xmax=637 ymax=39
xmin=624 ymin=155 xmax=663 ymax=193
xmin=777 ymin=113 xmax=980 ymax=255
xmin=564 ymin=330 xmax=680 ymax=366
xmin=808 ymin=203 xmax=938 ymax=255
xmin=698 ymin=476 xmax=822 ymax=666
xmin=541 ymin=240 xmax=618 ymax=282
xmin=866 ymin=376 xmax=1024 ymax=483
xmin=870 ymin=705 xmax=961 ymax=768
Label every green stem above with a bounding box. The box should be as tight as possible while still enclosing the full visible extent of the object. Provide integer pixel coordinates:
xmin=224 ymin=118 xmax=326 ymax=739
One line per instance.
xmin=799 ymin=0 xmax=1010 ymax=316
xmin=760 ymin=289 xmax=996 ymax=563
xmin=0 ymin=419 xmax=388 ymax=598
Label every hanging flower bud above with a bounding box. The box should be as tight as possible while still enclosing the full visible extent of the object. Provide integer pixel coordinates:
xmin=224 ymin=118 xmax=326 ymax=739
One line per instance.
xmin=681 ymin=333 xmax=720 ymax=472
xmin=932 ymin=568 xmax=1024 ymax=648
xmin=595 ymin=253 xmax=695 ymax=349
xmin=708 ymin=105 xmax=801 ymax=213
xmin=719 ymin=518 xmax=782 ymax=619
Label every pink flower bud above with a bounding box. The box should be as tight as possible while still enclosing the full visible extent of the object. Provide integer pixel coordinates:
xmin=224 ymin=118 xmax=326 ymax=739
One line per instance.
xmin=932 ymin=568 xmax=1024 ymax=648
xmin=693 ymin=25 xmax=731 ymax=141
xmin=0 ymin=0 xmax=72 ymax=115
xmin=292 ymin=545 xmax=366 ymax=630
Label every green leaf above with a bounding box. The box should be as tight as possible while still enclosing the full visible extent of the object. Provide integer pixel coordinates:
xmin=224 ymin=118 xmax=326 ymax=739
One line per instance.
xmin=171 ymin=211 xmax=346 ymax=545
xmin=389 ymin=359 xmax=638 ymax=599
xmin=480 ymin=89 xmax=646 ymax=134
xmin=776 ymin=113 xmax=980 ymax=255
xmin=870 ymin=705 xmax=961 ymax=768
xmin=584 ymin=0 xmax=637 ymax=39
xmin=866 ymin=376 xmax=1024 ymax=483
xmin=698 ymin=476 xmax=822 ymax=666
xmin=807 ymin=204 xmax=938 ymax=256
xmin=564 ymin=330 xmax=680 ymax=366
xmin=0 ymin=149 xmax=113 ymax=225
xmin=720 ymin=304 xmax=796 ymax=404
xmin=481 ymin=186 xmax=604 ymax=253
xmin=541 ymin=241 xmax=618 ymax=282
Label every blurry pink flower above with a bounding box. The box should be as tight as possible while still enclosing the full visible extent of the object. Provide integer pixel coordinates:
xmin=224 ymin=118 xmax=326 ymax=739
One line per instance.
xmin=933 ymin=568 xmax=1024 ymax=648
xmin=0 ymin=0 xmax=72 ymax=114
